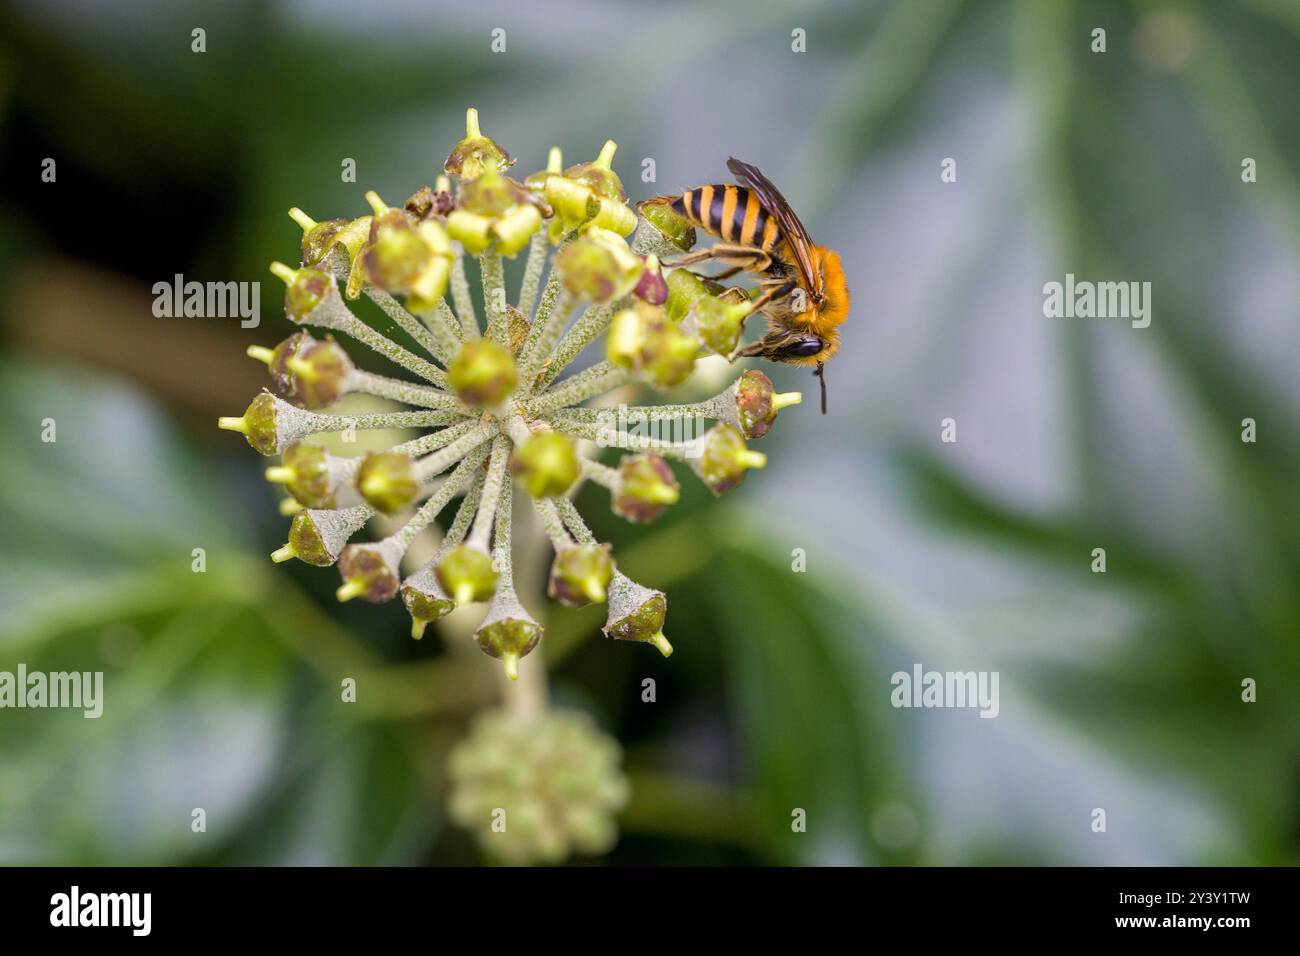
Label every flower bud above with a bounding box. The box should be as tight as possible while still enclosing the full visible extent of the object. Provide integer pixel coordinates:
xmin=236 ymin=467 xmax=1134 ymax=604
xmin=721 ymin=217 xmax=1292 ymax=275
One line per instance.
xmin=272 ymin=504 xmax=373 ymax=566
xmin=335 ymin=541 xmax=401 ymax=604
xmin=731 ymin=369 xmax=801 ymax=439
xmin=664 ymin=268 xmax=714 ymax=323
xmin=612 ymin=453 xmax=679 ymax=523
xmin=362 ymin=209 xmax=433 ymax=291
xmin=491 ymin=203 xmax=543 ymax=257
xmin=448 ymin=339 xmax=517 ymax=406
xmin=448 ymin=707 xmax=629 ymax=864
xmin=554 ymin=228 xmax=644 ymax=302
xmin=510 ymin=432 xmax=579 ymax=498
xmin=606 ymin=301 xmax=699 ymax=387
xmin=217 ymin=391 xmax=281 ymax=455
xmin=407 ymin=221 xmax=453 ymax=310
xmin=603 ymin=572 xmax=672 ymax=657
xmin=605 ymin=307 xmax=647 ymax=370
xmin=632 ymin=254 xmax=668 ymax=305
xmin=436 ymin=544 xmax=498 ymax=605
xmin=635 ymin=198 xmax=697 ymax=252
xmin=689 ymin=294 xmax=753 ymax=356
xmin=265 ymin=442 xmax=335 ymax=508
xmin=548 ymin=543 xmax=615 ymax=607
xmin=523 ymin=146 xmax=564 ymax=195
xmin=444 ymin=107 xmax=512 ymax=181
xmin=263 ymin=333 xmax=352 ymax=408
xmin=271 ymin=262 xmax=337 ymax=323
xmin=563 ymin=141 xmax=626 ymax=202
xmin=355 ymin=451 xmax=419 ymax=514
xmin=544 ymin=144 xmax=637 ymax=239
xmin=474 ymin=590 xmax=542 ymax=680
xmin=291 ymin=210 xmax=349 ymax=266
xmin=445 ymin=209 xmax=494 ymax=256
xmin=693 ymin=424 xmax=766 ymax=495
xmin=639 ymin=319 xmax=700 ymax=388
xmin=219 ymin=392 xmax=330 ymax=455
xmin=400 ymin=564 xmax=456 ymax=640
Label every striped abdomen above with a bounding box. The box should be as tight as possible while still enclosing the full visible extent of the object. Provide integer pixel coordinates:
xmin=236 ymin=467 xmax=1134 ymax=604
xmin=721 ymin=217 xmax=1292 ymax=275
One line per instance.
xmin=672 ymin=185 xmax=782 ymax=253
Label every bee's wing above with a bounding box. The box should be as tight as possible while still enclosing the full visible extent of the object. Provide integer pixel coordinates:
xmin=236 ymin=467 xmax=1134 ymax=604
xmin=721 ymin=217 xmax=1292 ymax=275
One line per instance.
xmin=726 ymin=157 xmax=822 ymax=299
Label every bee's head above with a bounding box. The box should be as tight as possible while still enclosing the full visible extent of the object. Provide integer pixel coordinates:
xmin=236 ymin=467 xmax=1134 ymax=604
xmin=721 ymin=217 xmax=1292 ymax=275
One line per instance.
xmin=810 ymin=246 xmax=850 ymax=328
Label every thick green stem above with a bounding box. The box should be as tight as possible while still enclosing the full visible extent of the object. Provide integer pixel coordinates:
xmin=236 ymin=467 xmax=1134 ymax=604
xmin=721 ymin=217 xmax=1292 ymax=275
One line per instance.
xmin=524 ymin=361 xmax=631 ymax=416
xmin=450 ymin=250 xmax=479 ymax=338
xmin=347 ymin=369 xmax=463 ymax=410
xmin=365 ymin=287 xmax=456 ymax=364
xmin=468 ymin=435 xmax=511 ymax=552
xmin=394 ymin=445 xmax=491 ymax=549
xmin=479 ymin=250 xmax=508 ymax=345
xmin=532 ymin=497 xmax=574 ymax=549
xmin=517 ymin=230 xmax=549 ymax=318
xmin=537 ymin=303 xmax=618 ymax=389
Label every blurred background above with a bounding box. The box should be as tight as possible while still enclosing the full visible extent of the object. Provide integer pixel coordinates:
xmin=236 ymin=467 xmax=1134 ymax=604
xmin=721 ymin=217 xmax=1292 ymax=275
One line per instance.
xmin=1 ymin=0 xmax=1298 ymax=865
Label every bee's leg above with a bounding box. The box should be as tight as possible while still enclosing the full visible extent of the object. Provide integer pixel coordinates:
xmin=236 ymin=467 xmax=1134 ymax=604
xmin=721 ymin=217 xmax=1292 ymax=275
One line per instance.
xmin=815 ymin=361 xmax=828 ymax=415
xmin=662 ymin=244 xmax=771 ymax=273
xmin=746 ymin=280 xmax=797 ymax=315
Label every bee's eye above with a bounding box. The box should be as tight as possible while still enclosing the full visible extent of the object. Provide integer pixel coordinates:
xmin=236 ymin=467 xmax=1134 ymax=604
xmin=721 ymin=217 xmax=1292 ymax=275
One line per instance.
xmin=778 ymin=336 xmax=825 ymax=358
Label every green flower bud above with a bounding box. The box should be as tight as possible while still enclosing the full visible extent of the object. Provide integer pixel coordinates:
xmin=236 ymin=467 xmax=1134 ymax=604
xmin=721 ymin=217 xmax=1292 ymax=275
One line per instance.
xmin=689 ymin=294 xmax=753 ymax=356
xmin=355 ymin=451 xmax=419 ymax=515
xmin=260 ymin=333 xmax=352 ymax=409
xmin=554 ymin=227 xmax=644 ymax=302
xmin=548 ymin=543 xmax=615 ymax=607
xmin=272 ymin=504 xmax=374 ymax=566
xmin=664 ymin=268 xmax=713 ymax=323
xmin=635 ymin=198 xmax=697 ymax=252
xmin=605 ymin=306 xmax=647 ymax=370
xmin=693 ymin=424 xmax=766 ymax=495
xmin=563 ymin=141 xmax=626 ymax=202
xmin=509 ymin=432 xmax=579 ymax=498
xmin=447 ymin=707 xmax=629 ymax=864
xmin=362 ymin=208 xmax=433 ymax=291
xmin=444 ymin=107 xmax=512 ymax=181
xmin=217 ymin=391 xmax=280 ymax=455
xmin=523 ymin=146 xmax=564 ymax=195
xmin=456 ymin=168 xmax=525 ymax=217
xmin=603 ymin=572 xmax=672 ymax=657
xmin=265 ymin=442 xmax=335 ymax=508
xmin=448 ymin=339 xmax=517 ymax=406
xmin=639 ymin=319 xmax=700 ymax=388
xmin=606 ymin=301 xmax=699 ymax=386
xmin=219 ymin=392 xmax=333 ymax=455
xmin=491 ymin=203 xmax=543 ymax=257
xmin=289 ymin=209 xmax=349 ymax=266
xmin=400 ymin=563 xmax=456 ymax=640
xmin=543 ymin=145 xmax=637 ymax=239
xmin=271 ymin=263 xmax=336 ymax=323
xmin=474 ymin=589 xmax=542 ymax=681
xmin=445 ymin=209 xmax=495 ymax=256
xmin=436 ymin=544 xmax=498 ymax=606
xmin=612 ymin=453 xmax=679 ymax=523
xmin=336 ymin=540 xmax=402 ymax=604
xmin=732 ymin=369 xmax=801 ymax=439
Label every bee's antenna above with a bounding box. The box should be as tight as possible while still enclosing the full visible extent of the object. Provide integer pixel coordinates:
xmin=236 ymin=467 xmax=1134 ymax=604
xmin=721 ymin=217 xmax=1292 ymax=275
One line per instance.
xmin=815 ymin=362 xmax=827 ymax=415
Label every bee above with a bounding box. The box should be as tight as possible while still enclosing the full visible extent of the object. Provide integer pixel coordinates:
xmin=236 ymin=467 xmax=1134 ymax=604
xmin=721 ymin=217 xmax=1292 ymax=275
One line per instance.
xmin=640 ymin=157 xmax=850 ymax=412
